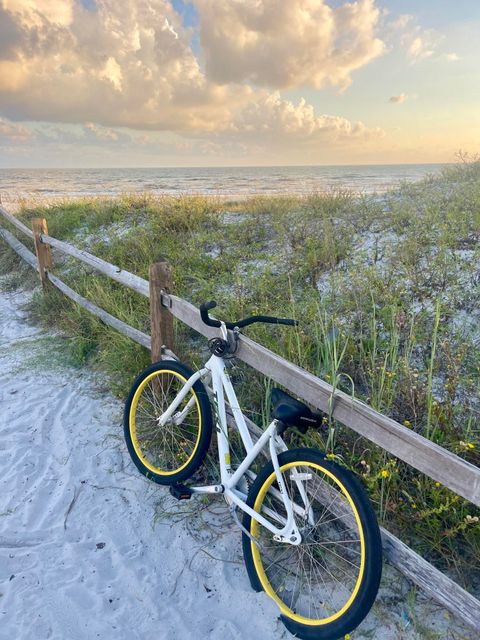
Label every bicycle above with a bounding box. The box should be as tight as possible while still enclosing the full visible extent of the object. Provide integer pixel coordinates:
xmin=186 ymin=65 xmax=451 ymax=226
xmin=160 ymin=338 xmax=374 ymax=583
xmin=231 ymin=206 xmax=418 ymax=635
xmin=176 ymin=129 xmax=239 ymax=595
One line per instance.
xmin=124 ymin=301 xmax=382 ymax=640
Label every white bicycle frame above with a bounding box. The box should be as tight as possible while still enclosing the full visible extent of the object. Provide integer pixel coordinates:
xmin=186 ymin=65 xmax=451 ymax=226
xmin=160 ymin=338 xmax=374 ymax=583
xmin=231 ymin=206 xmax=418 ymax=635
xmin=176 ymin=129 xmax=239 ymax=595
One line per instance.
xmin=158 ymin=323 xmax=314 ymax=545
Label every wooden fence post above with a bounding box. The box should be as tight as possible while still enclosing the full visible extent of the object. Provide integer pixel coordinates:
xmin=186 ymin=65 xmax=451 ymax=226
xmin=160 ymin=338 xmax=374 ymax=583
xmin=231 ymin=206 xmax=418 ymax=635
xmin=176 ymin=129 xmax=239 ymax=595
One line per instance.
xmin=149 ymin=258 xmax=174 ymax=362
xmin=32 ymin=218 xmax=53 ymax=288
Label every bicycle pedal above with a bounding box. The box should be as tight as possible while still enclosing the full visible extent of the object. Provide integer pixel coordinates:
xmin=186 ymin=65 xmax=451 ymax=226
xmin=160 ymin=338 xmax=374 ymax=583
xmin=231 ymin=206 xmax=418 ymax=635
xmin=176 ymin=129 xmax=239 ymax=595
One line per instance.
xmin=169 ymin=484 xmax=193 ymax=500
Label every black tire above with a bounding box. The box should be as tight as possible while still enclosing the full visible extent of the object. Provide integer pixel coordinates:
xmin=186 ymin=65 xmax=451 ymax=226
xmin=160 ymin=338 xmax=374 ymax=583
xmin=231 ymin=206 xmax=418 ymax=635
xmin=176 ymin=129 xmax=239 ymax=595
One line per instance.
xmin=242 ymin=448 xmax=382 ymax=640
xmin=123 ymin=360 xmax=213 ymax=485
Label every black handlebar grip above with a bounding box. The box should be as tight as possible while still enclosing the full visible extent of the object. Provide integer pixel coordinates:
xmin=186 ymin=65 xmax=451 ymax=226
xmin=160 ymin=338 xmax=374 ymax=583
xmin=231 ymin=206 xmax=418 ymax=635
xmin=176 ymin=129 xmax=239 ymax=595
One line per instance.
xmin=278 ymin=318 xmax=298 ymax=326
xmin=235 ymin=315 xmax=298 ymax=328
xmin=199 ymin=300 xmax=221 ymax=328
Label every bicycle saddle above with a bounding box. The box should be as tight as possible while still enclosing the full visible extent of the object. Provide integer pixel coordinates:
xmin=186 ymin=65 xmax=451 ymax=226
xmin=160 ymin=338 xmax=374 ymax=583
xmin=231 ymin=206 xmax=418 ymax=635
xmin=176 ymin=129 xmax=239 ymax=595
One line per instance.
xmin=271 ymin=388 xmax=324 ymax=433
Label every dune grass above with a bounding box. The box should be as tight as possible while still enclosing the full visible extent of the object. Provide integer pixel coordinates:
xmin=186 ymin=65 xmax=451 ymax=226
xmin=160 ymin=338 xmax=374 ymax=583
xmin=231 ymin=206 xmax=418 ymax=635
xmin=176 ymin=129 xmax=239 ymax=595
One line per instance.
xmin=0 ymin=162 xmax=479 ymax=586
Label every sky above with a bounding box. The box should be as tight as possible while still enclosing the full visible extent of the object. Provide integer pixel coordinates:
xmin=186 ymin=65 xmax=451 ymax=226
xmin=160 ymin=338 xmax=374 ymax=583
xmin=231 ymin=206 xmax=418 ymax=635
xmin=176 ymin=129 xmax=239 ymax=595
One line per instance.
xmin=0 ymin=0 xmax=479 ymax=168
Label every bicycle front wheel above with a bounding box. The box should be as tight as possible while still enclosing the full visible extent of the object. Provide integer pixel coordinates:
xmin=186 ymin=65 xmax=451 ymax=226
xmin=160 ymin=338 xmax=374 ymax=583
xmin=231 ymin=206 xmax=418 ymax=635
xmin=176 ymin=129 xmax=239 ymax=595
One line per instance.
xmin=242 ymin=448 xmax=382 ymax=640
xmin=124 ymin=360 xmax=213 ymax=485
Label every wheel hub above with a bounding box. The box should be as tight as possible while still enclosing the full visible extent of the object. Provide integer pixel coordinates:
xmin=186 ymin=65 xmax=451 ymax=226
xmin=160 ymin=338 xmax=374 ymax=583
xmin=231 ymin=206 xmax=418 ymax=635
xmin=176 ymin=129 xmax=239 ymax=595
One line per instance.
xmin=273 ymin=531 xmax=302 ymax=545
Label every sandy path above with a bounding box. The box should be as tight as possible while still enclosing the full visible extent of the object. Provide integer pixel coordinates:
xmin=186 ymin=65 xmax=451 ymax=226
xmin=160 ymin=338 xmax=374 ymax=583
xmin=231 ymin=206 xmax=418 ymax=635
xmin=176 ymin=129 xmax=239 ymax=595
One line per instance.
xmin=0 ymin=288 xmax=284 ymax=640
xmin=0 ymin=286 xmax=475 ymax=640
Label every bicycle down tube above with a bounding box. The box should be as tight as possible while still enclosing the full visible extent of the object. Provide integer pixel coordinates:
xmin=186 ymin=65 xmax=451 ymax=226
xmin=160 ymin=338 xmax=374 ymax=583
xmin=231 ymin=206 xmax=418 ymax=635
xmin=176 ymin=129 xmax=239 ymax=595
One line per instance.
xmin=157 ymin=349 xmax=303 ymax=543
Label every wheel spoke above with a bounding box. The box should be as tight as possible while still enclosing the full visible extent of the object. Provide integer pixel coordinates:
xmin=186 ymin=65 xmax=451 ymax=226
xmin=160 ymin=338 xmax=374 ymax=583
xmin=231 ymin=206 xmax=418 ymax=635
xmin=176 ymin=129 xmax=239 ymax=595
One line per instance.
xmin=130 ymin=369 xmax=203 ymax=474
xmin=250 ymin=459 xmax=366 ymax=624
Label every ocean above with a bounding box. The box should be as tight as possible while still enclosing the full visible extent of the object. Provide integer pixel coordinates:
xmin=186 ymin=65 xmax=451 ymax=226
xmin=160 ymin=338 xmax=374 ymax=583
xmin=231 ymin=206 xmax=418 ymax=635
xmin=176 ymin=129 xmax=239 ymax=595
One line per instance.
xmin=0 ymin=164 xmax=446 ymax=203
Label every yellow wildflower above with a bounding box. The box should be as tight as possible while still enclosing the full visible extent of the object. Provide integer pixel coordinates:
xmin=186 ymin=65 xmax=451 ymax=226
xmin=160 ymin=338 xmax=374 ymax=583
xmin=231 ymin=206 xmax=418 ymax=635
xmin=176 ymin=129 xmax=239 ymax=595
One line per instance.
xmin=381 ymin=469 xmax=389 ymax=478
xmin=403 ymin=419 xmax=411 ymax=427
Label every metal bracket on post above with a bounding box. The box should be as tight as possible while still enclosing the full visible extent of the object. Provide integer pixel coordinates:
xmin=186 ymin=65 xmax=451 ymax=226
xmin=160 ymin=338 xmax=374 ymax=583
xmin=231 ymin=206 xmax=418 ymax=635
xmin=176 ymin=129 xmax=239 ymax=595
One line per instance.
xmin=160 ymin=291 xmax=172 ymax=309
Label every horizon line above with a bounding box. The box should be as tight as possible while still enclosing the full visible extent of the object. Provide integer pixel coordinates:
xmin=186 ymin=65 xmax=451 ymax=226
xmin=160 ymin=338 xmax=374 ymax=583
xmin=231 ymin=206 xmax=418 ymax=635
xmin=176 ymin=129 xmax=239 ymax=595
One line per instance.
xmin=0 ymin=161 xmax=450 ymax=171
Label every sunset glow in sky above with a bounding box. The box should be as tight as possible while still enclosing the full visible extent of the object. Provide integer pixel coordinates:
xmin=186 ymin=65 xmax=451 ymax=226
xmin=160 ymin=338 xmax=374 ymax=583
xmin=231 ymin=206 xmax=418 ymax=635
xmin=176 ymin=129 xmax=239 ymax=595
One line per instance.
xmin=0 ymin=0 xmax=479 ymax=167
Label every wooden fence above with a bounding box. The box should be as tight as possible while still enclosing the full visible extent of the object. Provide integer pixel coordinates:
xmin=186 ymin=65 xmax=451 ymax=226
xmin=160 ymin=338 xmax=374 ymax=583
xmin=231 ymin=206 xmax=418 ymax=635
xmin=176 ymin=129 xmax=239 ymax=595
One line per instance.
xmin=1 ymin=204 xmax=479 ymax=631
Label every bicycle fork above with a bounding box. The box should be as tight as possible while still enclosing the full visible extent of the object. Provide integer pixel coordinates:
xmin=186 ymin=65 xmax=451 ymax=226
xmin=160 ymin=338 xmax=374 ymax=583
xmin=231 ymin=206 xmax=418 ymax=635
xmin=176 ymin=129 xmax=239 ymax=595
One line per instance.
xmin=266 ymin=427 xmax=315 ymax=544
xmin=230 ymin=424 xmax=315 ymax=547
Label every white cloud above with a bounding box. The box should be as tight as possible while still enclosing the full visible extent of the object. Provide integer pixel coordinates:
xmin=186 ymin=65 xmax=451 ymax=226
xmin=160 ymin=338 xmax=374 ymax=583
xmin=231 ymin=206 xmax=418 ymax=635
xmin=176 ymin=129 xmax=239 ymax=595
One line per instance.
xmin=99 ymin=57 xmax=123 ymax=93
xmin=388 ymin=13 xmax=442 ymax=63
xmin=3 ymin=0 xmax=74 ymax=27
xmin=83 ymin=122 xmax=121 ymax=142
xmin=388 ymin=14 xmax=414 ymax=32
xmin=406 ymin=35 xmax=436 ymax=61
xmin=0 ymin=0 xmax=250 ymax=131
xmin=0 ymin=117 xmax=33 ymax=142
xmin=195 ymin=0 xmax=385 ymax=90
xmin=226 ymin=92 xmax=384 ymax=146
xmin=389 ymin=93 xmax=407 ymax=104
xmin=0 ymin=0 xmax=386 ymax=158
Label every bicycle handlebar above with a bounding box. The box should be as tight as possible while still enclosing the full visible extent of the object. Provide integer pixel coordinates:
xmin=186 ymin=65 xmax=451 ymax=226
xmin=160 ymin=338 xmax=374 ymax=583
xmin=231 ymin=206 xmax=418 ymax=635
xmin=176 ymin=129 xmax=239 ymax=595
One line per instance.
xmin=199 ymin=300 xmax=298 ymax=330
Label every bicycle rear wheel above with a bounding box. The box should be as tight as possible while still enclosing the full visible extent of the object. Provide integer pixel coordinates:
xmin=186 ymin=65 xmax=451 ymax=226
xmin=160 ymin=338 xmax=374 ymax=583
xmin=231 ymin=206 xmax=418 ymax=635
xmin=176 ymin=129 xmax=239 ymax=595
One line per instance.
xmin=242 ymin=448 xmax=382 ymax=640
xmin=124 ymin=360 xmax=213 ymax=485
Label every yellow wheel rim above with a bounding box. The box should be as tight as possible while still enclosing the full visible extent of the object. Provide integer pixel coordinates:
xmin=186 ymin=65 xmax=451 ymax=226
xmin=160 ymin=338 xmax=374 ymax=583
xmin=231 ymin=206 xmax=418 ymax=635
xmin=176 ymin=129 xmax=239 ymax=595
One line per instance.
xmin=129 ymin=369 xmax=202 ymax=476
xmin=251 ymin=460 xmax=366 ymax=626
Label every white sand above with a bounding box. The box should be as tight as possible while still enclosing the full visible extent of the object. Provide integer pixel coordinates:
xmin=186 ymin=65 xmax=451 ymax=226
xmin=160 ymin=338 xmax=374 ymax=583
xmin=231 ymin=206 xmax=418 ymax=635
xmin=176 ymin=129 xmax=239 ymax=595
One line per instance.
xmin=0 ymin=285 xmax=476 ymax=640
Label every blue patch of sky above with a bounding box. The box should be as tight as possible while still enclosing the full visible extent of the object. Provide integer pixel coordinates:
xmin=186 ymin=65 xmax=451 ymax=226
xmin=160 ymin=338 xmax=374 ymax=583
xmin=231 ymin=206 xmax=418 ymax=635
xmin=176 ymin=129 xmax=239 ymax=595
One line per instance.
xmin=380 ymin=0 xmax=480 ymax=28
xmin=171 ymin=0 xmax=201 ymax=57
xmin=80 ymin=0 xmax=97 ymax=11
xmin=171 ymin=0 xmax=199 ymax=28
xmin=327 ymin=0 xmax=479 ymax=28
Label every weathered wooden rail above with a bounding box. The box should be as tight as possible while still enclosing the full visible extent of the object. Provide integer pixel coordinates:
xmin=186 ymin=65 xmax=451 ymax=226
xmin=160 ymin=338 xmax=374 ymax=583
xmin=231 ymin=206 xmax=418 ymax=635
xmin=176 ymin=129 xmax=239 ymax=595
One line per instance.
xmin=1 ymin=204 xmax=479 ymax=631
